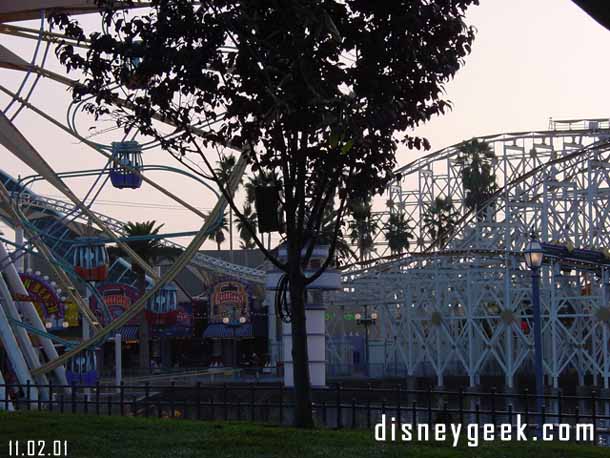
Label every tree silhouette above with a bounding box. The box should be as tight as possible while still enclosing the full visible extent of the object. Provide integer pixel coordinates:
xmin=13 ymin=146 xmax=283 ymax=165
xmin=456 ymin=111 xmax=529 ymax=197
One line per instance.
xmin=456 ymin=138 xmax=497 ymax=219
xmin=384 ymin=212 xmax=414 ymax=256
xmin=53 ymin=0 xmax=478 ymax=427
xmin=423 ymin=197 xmax=459 ymax=248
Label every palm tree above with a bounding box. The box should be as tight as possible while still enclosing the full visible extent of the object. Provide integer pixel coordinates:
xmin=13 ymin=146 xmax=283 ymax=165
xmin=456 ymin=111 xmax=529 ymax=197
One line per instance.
xmin=236 ymin=204 xmax=258 ymax=264
xmin=456 ymin=138 xmax=497 ymax=219
xmin=208 ymin=215 xmax=228 ymax=250
xmin=214 ymin=154 xmax=240 ymax=255
xmin=422 ymin=197 xmax=459 ymax=248
xmin=347 ymin=196 xmax=378 ymax=262
xmin=384 ymin=212 xmax=414 ymax=256
xmin=120 ymin=220 xmax=178 ymax=370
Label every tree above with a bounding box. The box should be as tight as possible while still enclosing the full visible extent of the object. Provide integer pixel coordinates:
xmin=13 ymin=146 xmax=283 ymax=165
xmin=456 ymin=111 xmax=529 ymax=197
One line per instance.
xmin=52 ymin=0 xmax=478 ymax=427
xmin=214 ymin=154 xmax=240 ymax=255
xmin=347 ymin=196 xmax=378 ymax=262
xmin=384 ymin=212 xmax=414 ymax=256
xmin=208 ymin=215 xmax=228 ymax=250
xmin=456 ymin=138 xmax=497 ymax=219
xmin=120 ymin=220 xmax=176 ymax=370
xmin=423 ymin=197 xmax=459 ymax=248
xmin=237 ymin=203 xmax=257 ymax=247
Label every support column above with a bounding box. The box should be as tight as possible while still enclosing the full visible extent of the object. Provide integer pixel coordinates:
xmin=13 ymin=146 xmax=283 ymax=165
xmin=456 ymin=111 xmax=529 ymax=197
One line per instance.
xmin=114 ymin=333 xmax=122 ymax=387
xmin=14 ymin=226 xmax=24 ymax=273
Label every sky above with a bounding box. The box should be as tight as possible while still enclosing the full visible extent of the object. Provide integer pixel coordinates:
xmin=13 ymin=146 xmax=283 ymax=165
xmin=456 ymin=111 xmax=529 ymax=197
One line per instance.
xmin=1 ymin=0 xmax=610 ymax=249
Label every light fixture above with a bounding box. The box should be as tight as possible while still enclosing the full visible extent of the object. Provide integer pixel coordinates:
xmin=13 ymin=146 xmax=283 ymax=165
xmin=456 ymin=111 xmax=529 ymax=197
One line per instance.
xmin=371 ymin=312 xmax=378 ymax=321
xmin=45 ymin=321 xmax=53 ymax=329
xmin=355 ymin=313 xmax=362 ymax=321
xmin=222 ymin=316 xmax=229 ymax=325
xmin=62 ymin=321 xmax=70 ymax=329
xmin=524 ymin=238 xmax=544 ymax=269
xmin=239 ymin=316 xmax=246 ymax=324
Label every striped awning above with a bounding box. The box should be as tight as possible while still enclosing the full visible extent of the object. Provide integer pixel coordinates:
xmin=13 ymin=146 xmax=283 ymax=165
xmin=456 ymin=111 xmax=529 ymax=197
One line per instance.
xmin=203 ymin=323 xmax=253 ymax=339
xmin=117 ymin=325 xmax=139 ymax=341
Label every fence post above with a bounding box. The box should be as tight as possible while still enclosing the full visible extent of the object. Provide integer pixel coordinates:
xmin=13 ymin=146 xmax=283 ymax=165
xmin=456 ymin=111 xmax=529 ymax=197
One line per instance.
xmin=351 ymin=398 xmax=357 ymax=429
xmin=279 ymin=384 xmax=284 ymax=425
xmin=250 ymin=383 xmax=256 ymax=422
xmin=237 ymin=399 xmax=241 ymax=421
xmin=427 ymin=387 xmax=432 ymax=424
xmin=458 ymin=388 xmax=464 ymax=425
xmin=396 ymin=384 xmax=401 ymax=424
xmin=26 ymin=380 xmax=31 ymax=411
xmin=170 ymin=382 xmax=175 ymax=418
xmin=49 ymin=380 xmax=53 ymax=412
xmin=557 ymin=388 xmax=562 ymax=425
xmin=524 ymin=388 xmax=529 ymax=426
xmin=145 ymin=382 xmax=150 ymax=418
xmin=60 ymin=394 xmax=64 ymax=414
xmin=508 ymin=404 xmax=513 ymax=426
xmin=412 ymin=400 xmax=417 ymax=424
xmin=107 ymin=395 xmax=112 ymax=416
xmin=322 ymin=400 xmax=327 ymax=427
xmin=211 ymin=398 xmax=215 ymax=421
xmin=95 ymin=382 xmax=100 ymax=416
xmin=223 ymin=383 xmax=229 ymax=421
xmin=132 ymin=396 xmax=137 ymax=417
xmin=591 ymin=390 xmax=597 ymax=445
xmin=336 ymin=383 xmax=342 ymax=429
xmin=71 ymin=382 xmax=77 ymax=414
xmin=195 ymin=382 xmax=201 ymax=420
xmin=120 ymin=381 xmax=125 ymax=416
xmin=491 ymin=387 xmax=497 ymax=427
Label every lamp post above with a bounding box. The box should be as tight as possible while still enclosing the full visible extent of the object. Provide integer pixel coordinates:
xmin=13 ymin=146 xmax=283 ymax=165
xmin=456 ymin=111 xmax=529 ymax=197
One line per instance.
xmin=355 ymin=305 xmax=378 ymax=376
xmin=223 ymin=314 xmax=246 ymax=367
xmin=524 ymin=237 xmax=545 ymax=431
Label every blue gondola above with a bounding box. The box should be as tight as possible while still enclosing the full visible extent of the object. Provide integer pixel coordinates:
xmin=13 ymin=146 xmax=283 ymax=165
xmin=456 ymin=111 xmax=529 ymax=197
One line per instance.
xmin=66 ymin=350 xmax=97 ymax=386
xmin=146 ymin=283 xmax=178 ymax=324
xmin=72 ymin=237 xmax=109 ymax=282
xmin=110 ymin=141 xmax=143 ymax=189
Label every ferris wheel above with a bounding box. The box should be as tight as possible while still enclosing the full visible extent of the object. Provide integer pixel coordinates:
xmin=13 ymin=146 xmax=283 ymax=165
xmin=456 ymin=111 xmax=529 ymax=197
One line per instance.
xmin=0 ymin=2 xmax=257 ymax=397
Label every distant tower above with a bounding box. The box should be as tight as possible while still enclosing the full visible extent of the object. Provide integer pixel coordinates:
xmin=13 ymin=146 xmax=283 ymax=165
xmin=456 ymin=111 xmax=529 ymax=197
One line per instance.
xmin=266 ymin=245 xmax=341 ymax=387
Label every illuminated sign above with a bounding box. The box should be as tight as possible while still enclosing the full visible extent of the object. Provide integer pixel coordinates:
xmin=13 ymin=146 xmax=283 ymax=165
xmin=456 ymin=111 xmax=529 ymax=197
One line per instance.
xmin=209 ymin=279 xmax=250 ymax=323
xmin=18 ymin=273 xmax=64 ymax=320
xmin=90 ymin=283 xmax=141 ymax=326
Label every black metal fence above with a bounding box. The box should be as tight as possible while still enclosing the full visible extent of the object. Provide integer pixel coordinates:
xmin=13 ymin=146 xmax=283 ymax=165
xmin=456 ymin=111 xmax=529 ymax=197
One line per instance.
xmin=2 ymin=381 xmax=610 ymax=445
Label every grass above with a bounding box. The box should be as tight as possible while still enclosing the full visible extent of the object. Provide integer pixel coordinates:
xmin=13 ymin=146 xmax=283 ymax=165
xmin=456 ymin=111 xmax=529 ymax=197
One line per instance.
xmin=0 ymin=412 xmax=606 ymax=458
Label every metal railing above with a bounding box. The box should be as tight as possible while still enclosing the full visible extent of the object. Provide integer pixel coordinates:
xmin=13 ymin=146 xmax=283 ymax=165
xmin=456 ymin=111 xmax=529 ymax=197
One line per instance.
xmin=1 ymin=381 xmax=609 ymax=445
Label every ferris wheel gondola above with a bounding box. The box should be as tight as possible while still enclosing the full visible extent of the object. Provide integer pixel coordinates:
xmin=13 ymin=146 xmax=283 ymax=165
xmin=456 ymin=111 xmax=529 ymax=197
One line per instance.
xmin=145 ymin=282 xmax=178 ymax=325
xmin=71 ymin=237 xmax=109 ymax=282
xmin=65 ymin=349 xmax=97 ymax=386
xmin=109 ymin=141 xmax=143 ymax=189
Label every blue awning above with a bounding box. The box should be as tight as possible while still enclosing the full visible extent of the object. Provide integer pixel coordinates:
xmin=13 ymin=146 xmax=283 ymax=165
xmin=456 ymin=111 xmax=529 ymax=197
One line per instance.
xmin=203 ymin=323 xmax=253 ymax=339
xmin=117 ymin=325 xmax=139 ymax=341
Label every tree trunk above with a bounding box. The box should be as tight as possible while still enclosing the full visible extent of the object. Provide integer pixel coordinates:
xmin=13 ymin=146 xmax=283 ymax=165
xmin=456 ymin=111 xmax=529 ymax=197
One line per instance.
xmin=288 ymin=268 xmax=314 ymax=428
xmin=137 ymin=269 xmax=150 ymax=372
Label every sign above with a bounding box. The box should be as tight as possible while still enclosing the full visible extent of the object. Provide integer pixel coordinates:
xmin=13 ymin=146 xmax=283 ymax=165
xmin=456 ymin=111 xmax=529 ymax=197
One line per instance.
xmin=18 ymin=272 xmax=64 ymax=320
xmin=209 ymin=279 xmax=251 ymax=323
xmin=90 ymin=283 xmax=141 ymax=326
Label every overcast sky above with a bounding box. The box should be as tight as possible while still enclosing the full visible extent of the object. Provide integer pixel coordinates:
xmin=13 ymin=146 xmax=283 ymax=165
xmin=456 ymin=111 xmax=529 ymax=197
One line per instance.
xmin=1 ymin=0 xmax=609 ymax=248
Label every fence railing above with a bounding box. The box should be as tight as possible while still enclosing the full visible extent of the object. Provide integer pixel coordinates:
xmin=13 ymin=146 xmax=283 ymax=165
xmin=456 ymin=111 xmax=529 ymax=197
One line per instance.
xmin=2 ymin=381 xmax=610 ymax=445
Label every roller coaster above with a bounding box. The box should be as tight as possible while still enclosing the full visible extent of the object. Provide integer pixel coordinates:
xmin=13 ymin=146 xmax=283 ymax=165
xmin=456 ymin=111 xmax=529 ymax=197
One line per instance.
xmin=1 ymin=2 xmax=610 ymax=410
